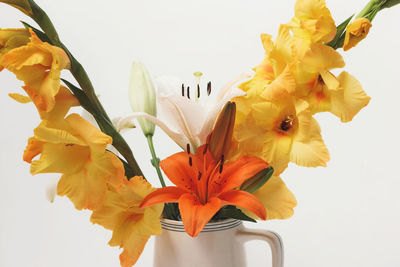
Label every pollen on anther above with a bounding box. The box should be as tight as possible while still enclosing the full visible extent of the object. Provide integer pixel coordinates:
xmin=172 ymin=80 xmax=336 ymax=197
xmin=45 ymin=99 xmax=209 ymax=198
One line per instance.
xmin=182 ymin=83 xmax=185 ymax=96
xmin=197 ymin=84 xmax=200 ymax=98
xmin=187 ymin=86 xmax=190 ymax=99
xmin=207 ymin=81 xmax=212 ymax=96
xmin=197 ymin=172 xmax=202 ymax=181
xmin=189 ymin=156 xmax=193 ymax=166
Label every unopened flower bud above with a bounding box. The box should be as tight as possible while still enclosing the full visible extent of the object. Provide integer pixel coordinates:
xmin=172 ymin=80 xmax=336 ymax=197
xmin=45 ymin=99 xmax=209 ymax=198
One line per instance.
xmin=343 ymin=18 xmax=372 ymax=51
xmin=129 ymin=61 xmax=157 ymax=136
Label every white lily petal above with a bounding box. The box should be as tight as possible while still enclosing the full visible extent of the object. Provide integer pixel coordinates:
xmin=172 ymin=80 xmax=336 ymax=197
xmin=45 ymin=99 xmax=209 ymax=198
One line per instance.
xmin=158 ymin=95 xmax=206 ymax=150
xmin=216 ymin=72 xmax=250 ymax=102
xmin=199 ymin=73 xmax=248 ymax=142
xmin=118 ymin=112 xmax=190 ymax=150
xmin=156 ymin=75 xmax=183 ymax=97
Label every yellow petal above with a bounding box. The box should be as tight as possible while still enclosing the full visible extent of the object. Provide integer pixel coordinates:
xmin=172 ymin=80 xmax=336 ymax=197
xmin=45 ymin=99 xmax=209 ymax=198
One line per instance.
xmin=330 ymin=71 xmax=371 ymax=122
xmin=8 ymin=92 xmax=31 ymax=103
xmin=243 ymin=175 xmax=297 ymax=220
xmin=291 ymin=116 xmax=330 ymax=167
xmin=91 ymin=177 xmax=162 ymax=267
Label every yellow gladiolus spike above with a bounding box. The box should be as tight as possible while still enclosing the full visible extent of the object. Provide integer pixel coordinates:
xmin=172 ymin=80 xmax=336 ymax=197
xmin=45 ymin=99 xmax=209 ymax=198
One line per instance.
xmin=91 ymin=176 xmax=162 ymax=267
xmin=343 ymin=18 xmax=372 ymax=51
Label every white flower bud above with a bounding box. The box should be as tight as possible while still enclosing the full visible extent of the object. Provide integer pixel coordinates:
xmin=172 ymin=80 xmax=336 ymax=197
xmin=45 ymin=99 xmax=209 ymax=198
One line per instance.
xmin=129 ymin=61 xmax=157 ymax=136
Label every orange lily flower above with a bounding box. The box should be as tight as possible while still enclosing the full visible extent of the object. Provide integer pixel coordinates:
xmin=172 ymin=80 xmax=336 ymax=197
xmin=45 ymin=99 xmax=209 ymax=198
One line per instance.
xmin=140 ymin=144 xmax=268 ymax=237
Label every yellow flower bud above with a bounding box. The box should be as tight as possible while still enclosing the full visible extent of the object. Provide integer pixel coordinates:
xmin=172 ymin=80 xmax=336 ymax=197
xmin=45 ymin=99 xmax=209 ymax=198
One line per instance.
xmin=343 ymin=18 xmax=372 ymax=51
xmin=0 ymin=0 xmax=33 ymax=16
xmin=129 ymin=61 xmax=157 ymax=136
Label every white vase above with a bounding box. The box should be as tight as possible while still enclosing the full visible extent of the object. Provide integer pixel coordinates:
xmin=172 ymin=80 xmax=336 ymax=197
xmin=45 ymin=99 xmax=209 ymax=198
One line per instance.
xmin=153 ymin=219 xmax=283 ymax=267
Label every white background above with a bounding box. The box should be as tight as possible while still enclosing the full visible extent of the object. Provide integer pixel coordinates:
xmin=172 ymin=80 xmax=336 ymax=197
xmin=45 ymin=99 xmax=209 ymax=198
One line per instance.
xmin=0 ymin=0 xmax=399 ymax=266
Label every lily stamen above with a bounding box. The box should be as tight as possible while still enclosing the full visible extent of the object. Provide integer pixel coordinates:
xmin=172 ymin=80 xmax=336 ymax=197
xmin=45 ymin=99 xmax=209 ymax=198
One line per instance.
xmin=207 ymin=81 xmax=212 ymax=96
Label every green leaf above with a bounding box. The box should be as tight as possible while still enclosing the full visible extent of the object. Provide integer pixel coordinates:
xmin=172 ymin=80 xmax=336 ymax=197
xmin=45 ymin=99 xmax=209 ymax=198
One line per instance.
xmin=216 ymin=206 xmax=257 ymax=223
xmin=117 ymin=155 xmax=135 ymax=180
xmin=240 ymin=166 xmax=274 ymax=194
xmin=20 ymin=21 xmax=53 ymax=44
xmin=326 ymin=14 xmax=354 ymax=49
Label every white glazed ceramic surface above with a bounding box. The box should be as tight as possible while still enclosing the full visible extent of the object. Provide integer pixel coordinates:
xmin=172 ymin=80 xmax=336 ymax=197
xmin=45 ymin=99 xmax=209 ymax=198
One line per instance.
xmin=153 ymin=219 xmax=283 ymax=267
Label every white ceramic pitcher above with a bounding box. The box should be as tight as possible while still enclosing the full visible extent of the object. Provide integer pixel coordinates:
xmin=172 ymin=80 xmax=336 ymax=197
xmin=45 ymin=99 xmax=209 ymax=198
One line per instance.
xmin=153 ymin=218 xmax=283 ymax=267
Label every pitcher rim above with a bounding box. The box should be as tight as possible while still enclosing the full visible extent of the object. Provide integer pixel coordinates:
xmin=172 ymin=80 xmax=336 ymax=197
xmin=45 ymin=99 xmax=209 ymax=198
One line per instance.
xmin=160 ymin=218 xmax=242 ymax=233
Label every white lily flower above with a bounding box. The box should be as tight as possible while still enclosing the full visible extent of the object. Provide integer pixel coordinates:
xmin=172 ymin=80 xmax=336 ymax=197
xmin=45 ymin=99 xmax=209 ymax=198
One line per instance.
xmin=118 ymin=73 xmax=249 ymax=152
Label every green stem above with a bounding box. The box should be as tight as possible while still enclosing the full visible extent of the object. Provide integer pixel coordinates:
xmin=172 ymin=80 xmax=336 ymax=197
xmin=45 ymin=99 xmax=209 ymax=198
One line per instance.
xmin=146 ymin=135 xmax=166 ymax=187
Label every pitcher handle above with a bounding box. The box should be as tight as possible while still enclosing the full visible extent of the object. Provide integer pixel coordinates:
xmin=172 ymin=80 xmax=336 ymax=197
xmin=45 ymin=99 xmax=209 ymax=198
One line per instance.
xmin=236 ymin=226 xmax=284 ymax=267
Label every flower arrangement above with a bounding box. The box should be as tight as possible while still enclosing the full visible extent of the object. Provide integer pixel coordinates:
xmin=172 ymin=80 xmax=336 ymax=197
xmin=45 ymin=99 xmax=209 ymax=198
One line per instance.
xmin=0 ymin=0 xmax=399 ymax=266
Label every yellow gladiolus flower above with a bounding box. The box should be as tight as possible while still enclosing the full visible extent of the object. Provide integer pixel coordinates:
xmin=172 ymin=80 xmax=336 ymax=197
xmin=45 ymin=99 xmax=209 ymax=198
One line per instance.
xmin=0 ymin=28 xmax=30 ymax=67
xmin=1 ymin=29 xmax=70 ymax=112
xmin=24 ymin=113 xmax=125 ymax=210
xmin=91 ymin=176 xmax=162 ymax=267
xmin=240 ymin=26 xmax=295 ymax=94
xmin=286 ymin=0 xmax=336 ymax=54
xmin=233 ymin=87 xmax=330 ymax=174
xmin=343 ymin=18 xmax=372 ymax=51
xmin=242 ymin=175 xmax=297 ymax=220
xmin=0 ymin=0 xmax=33 ymax=16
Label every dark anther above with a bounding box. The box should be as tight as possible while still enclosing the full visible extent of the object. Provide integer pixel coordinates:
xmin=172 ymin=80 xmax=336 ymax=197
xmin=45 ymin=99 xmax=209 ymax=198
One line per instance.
xmin=318 ymin=75 xmax=324 ymax=85
xmin=65 ymin=144 xmax=74 ymax=147
xmin=197 ymin=84 xmax=200 ymax=98
xmin=189 ymin=156 xmax=193 ymax=166
xmin=186 ymin=144 xmax=191 ymax=154
xmin=182 ymin=83 xmax=185 ymax=96
xmin=207 ymin=81 xmax=212 ymax=96
xmin=220 ymin=154 xmax=224 ymax=164
xmin=280 ymin=115 xmax=295 ymax=131
xmin=187 ymin=86 xmax=190 ymax=99
xmin=197 ymin=172 xmax=202 ymax=181
xmin=219 ymin=163 xmax=223 ymax=174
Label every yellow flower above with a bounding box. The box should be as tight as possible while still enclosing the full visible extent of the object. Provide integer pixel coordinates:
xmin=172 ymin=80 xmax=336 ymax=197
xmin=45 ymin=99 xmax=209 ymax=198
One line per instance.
xmin=294 ymin=44 xmax=370 ymax=121
xmin=240 ymin=26 xmax=295 ymax=93
xmin=286 ymin=0 xmax=336 ymax=54
xmin=0 ymin=29 xmax=70 ymax=112
xmin=242 ymin=175 xmax=297 ymax=220
xmin=233 ymin=87 xmax=330 ymax=174
xmin=343 ymin=18 xmax=372 ymax=51
xmin=91 ymin=176 xmax=162 ymax=267
xmin=23 ymin=113 xmax=125 ymax=210
xmin=0 ymin=0 xmax=32 ymax=16
xmin=0 ymin=28 xmax=30 ymax=68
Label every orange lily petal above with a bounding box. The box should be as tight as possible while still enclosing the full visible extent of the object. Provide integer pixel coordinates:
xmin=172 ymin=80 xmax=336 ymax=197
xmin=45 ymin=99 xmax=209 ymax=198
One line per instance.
xmin=159 ymin=152 xmax=198 ymax=191
xmin=209 ymin=155 xmax=269 ymax=196
xmin=218 ymin=190 xmax=267 ymax=220
xmin=179 ymin=194 xmax=222 ymax=237
xmin=140 ymin=186 xmax=188 ymax=208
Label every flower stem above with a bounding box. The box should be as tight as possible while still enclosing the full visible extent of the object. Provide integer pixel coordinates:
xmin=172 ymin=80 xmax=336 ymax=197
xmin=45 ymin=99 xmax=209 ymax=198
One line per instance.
xmin=146 ymin=135 xmax=166 ymax=187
